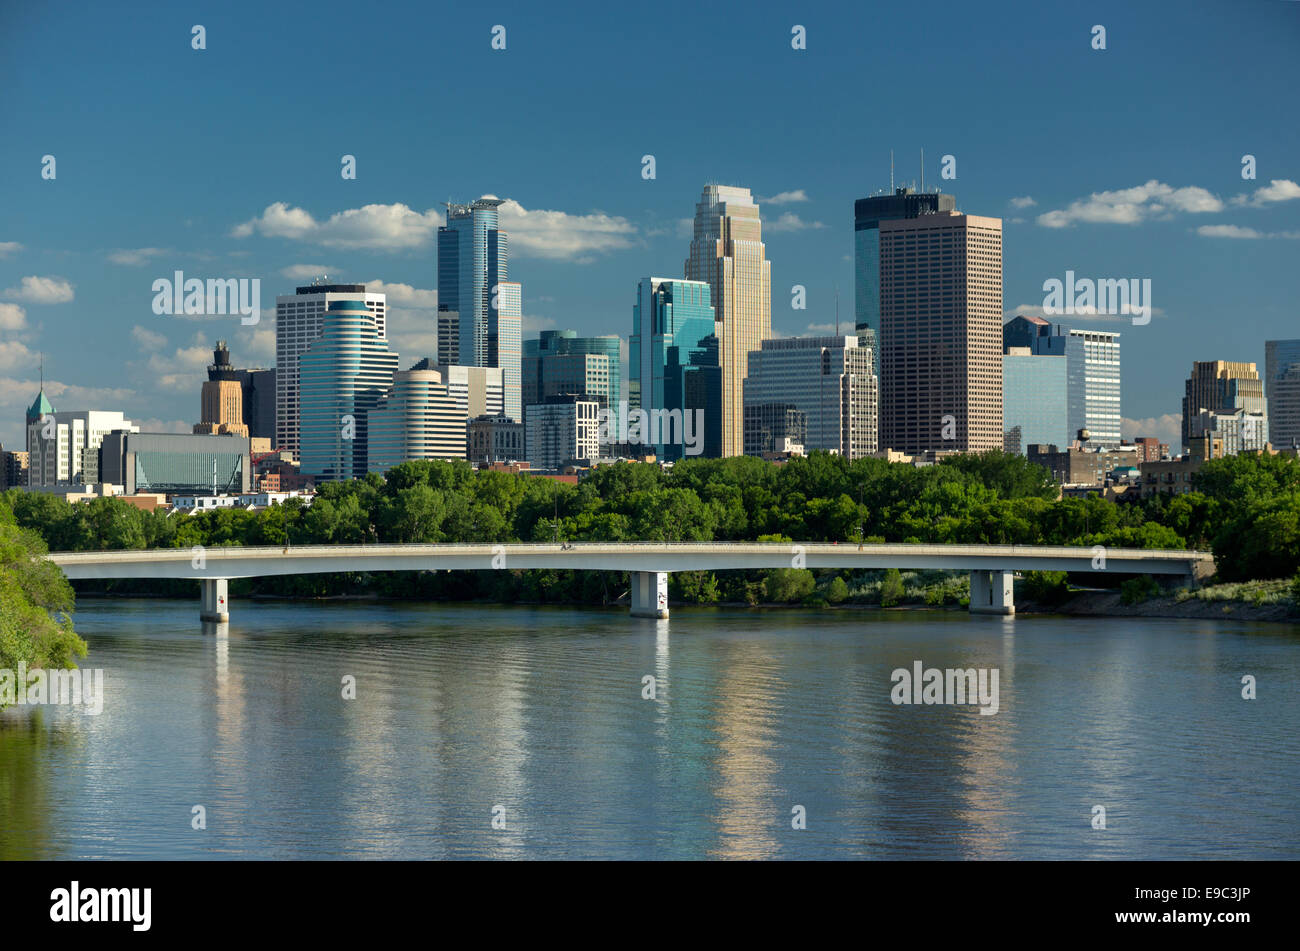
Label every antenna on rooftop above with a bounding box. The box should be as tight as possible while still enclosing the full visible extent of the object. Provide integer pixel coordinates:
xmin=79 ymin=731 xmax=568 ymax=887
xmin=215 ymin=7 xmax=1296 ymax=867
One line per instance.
xmin=920 ymin=148 xmax=925 ymax=192
xmin=890 ymin=150 xmax=894 ymax=191
xmin=835 ymin=285 xmax=840 ymax=336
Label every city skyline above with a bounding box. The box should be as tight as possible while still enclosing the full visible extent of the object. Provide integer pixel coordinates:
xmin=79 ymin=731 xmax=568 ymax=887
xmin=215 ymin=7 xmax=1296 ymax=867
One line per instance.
xmin=3 ymin=0 xmax=1299 ymax=453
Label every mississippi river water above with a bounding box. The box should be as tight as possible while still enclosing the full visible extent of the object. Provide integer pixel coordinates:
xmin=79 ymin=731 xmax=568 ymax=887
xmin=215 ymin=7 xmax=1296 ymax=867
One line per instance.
xmin=2 ymin=598 xmax=1297 ymax=859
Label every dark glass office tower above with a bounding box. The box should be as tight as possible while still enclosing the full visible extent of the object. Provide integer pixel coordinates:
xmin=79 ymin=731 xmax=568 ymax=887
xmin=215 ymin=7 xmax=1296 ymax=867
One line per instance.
xmin=854 ymin=187 xmax=956 ymax=368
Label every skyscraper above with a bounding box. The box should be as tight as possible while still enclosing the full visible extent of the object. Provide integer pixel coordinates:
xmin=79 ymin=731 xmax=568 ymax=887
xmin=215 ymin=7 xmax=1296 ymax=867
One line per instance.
xmin=1265 ymin=339 xmax=1300 ymax=449
xmin=685 ymin=184 xmax=771 ymax=457
xmin=276 ymin=283 xmax=386 ymax=456
xmin=1181 ymin=360 xmax=1268 ymax=453
xmin=1003 ymin=316 xmax=1121 ymax=447
xmin=25 ymin=390 xmax=137 ymax=487
xmin=194 ymin=341 xmax=249 ymax=438
xmin=410 ymin=360 xmax=504 ymax=421
xmin=630 ymin=277 xmax=719 ymax=460
xmin=743 ymin=335 xmax=877 ymax=458
xmin=1002 ymin=346 xmax=1068 ymax=453
xmin=438 ymin=197 xmax=522 ymax=420
xmin=854 ymin=185 xmax=956 ymax=370
xmin=522 ymin=330 xmax=623 ymax=417
xmin=298 ymin=299 xmax=399 ymax=481
xmin=879 ymin=212 xmax=1003 ymax=453
xmin=368 ymin=367 xmax=466 ymax=472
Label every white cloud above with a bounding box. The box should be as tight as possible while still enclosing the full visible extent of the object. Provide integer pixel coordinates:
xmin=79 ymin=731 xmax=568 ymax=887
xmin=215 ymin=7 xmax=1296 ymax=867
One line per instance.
xmin=0 ymin=378 xmax=141 ymax=447
xmin=131 ymin=325 xmax=168 ymax=350
xmin=133 ymin=418 xmax=194 ymax=435
xmin=0 ymin=242 xmax=22 ymax=258
xmin=804 ymin=322 xmax=842 ymax=334
xmin=1004 ymin=304 xmax=1047 ymax=319
xmin=384 ymin=307 xmax=438 ymax=364
xmin=1005 ymin=302 xmax=1164 ymax=322
xmin=0 ymin=339 xmax=35 ymax=372
xmin=497 ymin=200 xmax=637 ymax=262
xmin=1009 ymin=196 xmax=1037 ymax=208
xmin=1037 ymin=180 xmax=1223 ymax=228
xmin=522 ymin=314 xmax=557 ymax=334
xmin=232 ymin=202 xmax=444 ymax=250
xmin=1196 ymin=224 xmax=1300 ymax=239
xmin=0 ymin=302 xmax=27 ymax=330
xmin=1123 ymin=414 xmax=1181 ymax=449
xmin=766 ymin=212 xmax=827 ymax=233
xmin=1231 ymin=179 xmax=1300 ymax=207
xmin=3 ymin=275 xmax=75 ymax=304
xmin=359 ymin=279 xmax=437 ymax=308
xmin=281 ymin=264 xmax=336 ymax=280
xmin=759 ymin=189 xmax=810 ymax=205
xmin=108 ymin=247 xmax=167 ymax=266
xmin=128 ymin=332 xmax=217 ymax=393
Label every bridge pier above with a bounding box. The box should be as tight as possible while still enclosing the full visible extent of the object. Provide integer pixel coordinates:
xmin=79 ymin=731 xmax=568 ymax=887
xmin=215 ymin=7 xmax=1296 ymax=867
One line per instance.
xmin=200 ymin=578 xmax=230 ymax=623
xmin=629 ymin=571 xmax=669 ymax=619
xmin=969 ymin=570 xmax=1014 ymax=615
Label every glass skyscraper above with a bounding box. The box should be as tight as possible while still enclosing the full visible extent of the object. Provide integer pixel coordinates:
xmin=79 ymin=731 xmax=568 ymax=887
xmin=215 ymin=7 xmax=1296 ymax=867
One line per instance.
xmin=1002 ymin=348 xmax=1068 ymax=453
xmin=630 ymin=277 xmax=719 ymax=460
xmin=298 ymin=299 xmax=399 ymax=481
xmin=1003 ymin=316 xmax=1121 ymax=447
xmin=854 ymin=186 xmax=955 ymax=372
xmin=438 ymin=196 xmax=522 ymax=420
xmin=523 ymin=330 xmax=623 ymax=414
xmin=1265 ymin=339 xmax=1300 ymax=448
xmin=685 ymin=185 xmax=770 ymax=458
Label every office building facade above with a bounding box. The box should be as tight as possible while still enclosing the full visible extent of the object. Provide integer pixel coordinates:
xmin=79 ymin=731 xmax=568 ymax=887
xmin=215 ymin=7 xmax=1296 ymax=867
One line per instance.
xmin=854 ymin=186 xmax=956 ymax=372
xmin=523 ymin=330 xmax=622 ymax=415
xmin=468 ymin=414 xmax=524 ymax=465
xmin=525 ymin=395 xmax=600 ymax=470
xmin=743 ymin=403 xmax=807 ymax=457
xmin=298 ymin=299 xmax=399 ymax=481
xmin=25 ymin=392 xmax=138 ymax=487
xmin=879 ymin=212 xmax=1003 ymax=453
xmin=1181 ymin=360 xmax=1267 ymax=451
xmin=1003 ymin=316 xmax=1121 ymax=447
xmin=630 ymin=277 xmax=720 ymax=461
xmin=744 ymin=335 xmax=877 ymax=458
xmin=684 ymin=184 xmax=771 ymax=457
xmin=1002 ymin=346 xmax=1068 ymax=454
xmin=1265 ymin=339 xmax=1300 ymax=449
xmin=438 ymin=197 xmax=522 ymax=420
xmin=99 ymin=430 xmax=251 ymax=495
xmin=276 ymin=284 xmax=386 ymax=455
xmin=367 ymin=367 xmax=466 ymax=472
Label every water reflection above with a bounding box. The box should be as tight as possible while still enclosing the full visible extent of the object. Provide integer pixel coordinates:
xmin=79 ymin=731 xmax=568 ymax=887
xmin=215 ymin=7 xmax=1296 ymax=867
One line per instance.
xmin=1 ymin=600 xmax=1296 ymax=860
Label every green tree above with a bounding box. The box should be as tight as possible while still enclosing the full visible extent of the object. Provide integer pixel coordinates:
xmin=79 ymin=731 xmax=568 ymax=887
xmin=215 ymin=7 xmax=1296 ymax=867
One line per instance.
xmin=880 ymin=568 xmax=905 ymax=607
xmin=0 ymin=505 xmax=86 ymax=708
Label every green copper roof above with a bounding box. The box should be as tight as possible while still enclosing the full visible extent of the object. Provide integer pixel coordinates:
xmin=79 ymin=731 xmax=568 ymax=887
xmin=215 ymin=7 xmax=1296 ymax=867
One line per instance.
xmin=26 ymin=388 xmax=54 ymax=421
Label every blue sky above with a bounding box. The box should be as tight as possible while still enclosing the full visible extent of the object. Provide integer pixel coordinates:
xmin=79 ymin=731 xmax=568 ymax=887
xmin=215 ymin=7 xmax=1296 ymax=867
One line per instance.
xmin=2 ymin=0 xmax=1298 ymax=451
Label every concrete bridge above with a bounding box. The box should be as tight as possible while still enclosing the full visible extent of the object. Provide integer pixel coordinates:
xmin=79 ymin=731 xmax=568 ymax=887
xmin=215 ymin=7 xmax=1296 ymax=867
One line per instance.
xmin=47 ymin=542 xmax=1214 ymax=622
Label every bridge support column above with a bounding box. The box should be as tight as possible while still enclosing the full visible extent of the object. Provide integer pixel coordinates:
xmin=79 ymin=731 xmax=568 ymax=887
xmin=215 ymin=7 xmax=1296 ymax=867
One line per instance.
xmin=630 ymin=571 xmax=669 ymax=619
xmin=200 ymin=578 xmax=230 ymax=623
xmin=969 ymin=570 xmax=1014 ymax=615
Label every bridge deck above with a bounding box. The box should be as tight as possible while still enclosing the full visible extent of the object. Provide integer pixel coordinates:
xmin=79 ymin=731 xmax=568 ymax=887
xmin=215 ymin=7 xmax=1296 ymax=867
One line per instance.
xmin=48 ymin=542 xmax=1214 ymax=580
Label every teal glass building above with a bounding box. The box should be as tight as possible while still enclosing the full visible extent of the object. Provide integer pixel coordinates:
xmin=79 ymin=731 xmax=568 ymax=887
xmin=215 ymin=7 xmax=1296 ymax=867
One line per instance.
xmin=298 ymin=299 xmax=399 ymax=480
xmin=522 ymin=329 xmax=623 ymax=413
xmin=1002 ymin=348 xmax=1069 ymax=453
xmin=629 ymin=277 xmax=719 ymax=460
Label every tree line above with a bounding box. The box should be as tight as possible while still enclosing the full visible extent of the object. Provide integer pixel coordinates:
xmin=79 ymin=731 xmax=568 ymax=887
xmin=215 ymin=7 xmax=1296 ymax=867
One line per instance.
xmin=3 ymin=450 xmax=1298 ymax=610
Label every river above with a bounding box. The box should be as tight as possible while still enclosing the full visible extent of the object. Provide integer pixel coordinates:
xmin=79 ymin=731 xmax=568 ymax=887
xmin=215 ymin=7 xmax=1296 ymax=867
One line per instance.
xmin=2 ymin=598 xmax=1297 ymax=859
